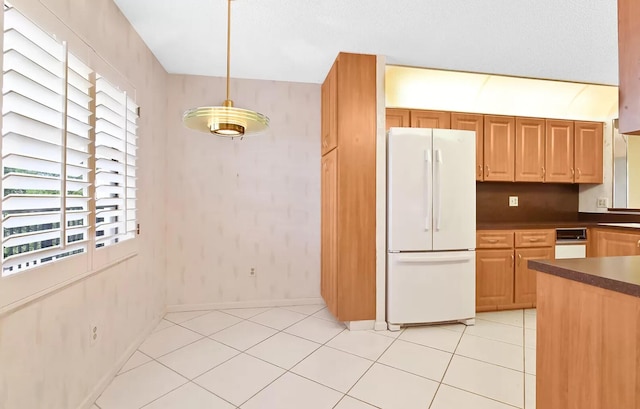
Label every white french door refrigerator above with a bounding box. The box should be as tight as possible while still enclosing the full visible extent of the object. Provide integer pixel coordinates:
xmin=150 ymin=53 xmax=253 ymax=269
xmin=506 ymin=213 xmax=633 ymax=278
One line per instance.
xmin=387 ymin=127 xmax=476 ymax=328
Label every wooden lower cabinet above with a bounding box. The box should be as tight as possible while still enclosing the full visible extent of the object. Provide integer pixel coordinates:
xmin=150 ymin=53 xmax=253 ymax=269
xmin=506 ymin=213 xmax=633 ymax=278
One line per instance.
xmin=592 ymin=229 xmax=640 ymax=257
xmin=476 ymin=249 xmax=514 ymax=310
xmin=476 ymin=229 xmax=554 ymax=311
xmin=515 ymin=247 xmax=554 ymax=306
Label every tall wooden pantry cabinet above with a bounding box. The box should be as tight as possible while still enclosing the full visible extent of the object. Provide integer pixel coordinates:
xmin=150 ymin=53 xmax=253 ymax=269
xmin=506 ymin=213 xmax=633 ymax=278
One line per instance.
xmin=320 ymin=53 xmax=377 ymax=322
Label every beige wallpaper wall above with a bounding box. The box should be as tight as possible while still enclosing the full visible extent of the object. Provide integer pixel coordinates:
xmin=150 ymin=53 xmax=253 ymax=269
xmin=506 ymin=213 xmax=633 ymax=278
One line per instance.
xmin=166 ymin=74 xmax=321 ymax=306
xmin=0 ymin=1 xmax=168 ymax=408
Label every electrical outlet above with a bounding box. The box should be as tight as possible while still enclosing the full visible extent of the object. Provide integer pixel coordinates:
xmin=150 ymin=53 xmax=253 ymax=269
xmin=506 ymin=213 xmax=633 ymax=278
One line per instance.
xmin=90 ymin=324 xmax=98 ymax=347
xmin=249 ymin=267 xmax=256 ymax=277
xmin=597 ymin=197 xmax=609 ymax=209
xmin=509 ymin=196 xmax=519 ymax=207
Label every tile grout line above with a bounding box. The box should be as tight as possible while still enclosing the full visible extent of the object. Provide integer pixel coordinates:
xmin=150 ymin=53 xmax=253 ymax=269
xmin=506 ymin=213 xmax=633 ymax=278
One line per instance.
xmin=110 ymin=308 xmax=316 ymax=409
xmin=111 ymin=307 xmax=526 ymax=408
xmin=330 ymin=325 xmax=404 ymax=409
xmin=436 ymin=315 xmax=530 ymax=409
xmin=426 ymin=321 xmax=468 ymax=409
xmin=439 ymin=383 xmax=522 ymax=409
xmin=233 ymin=315 xmax=350 ymax=408
xmin=435 ymin=309 xmax=532 ymax=409
xmin=138 ymin=306 xmax=325 ymax=409
xmin=103 ymin=308 xmax=532 ymax=409
xmin=115 ymin=350 xmax=154 ymax=376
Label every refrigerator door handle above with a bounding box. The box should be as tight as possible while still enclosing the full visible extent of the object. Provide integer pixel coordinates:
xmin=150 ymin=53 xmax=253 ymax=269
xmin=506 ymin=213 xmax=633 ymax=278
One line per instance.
xmin=425 ymin=149 xmax=432 ymax=231
xmin=435 ymin=149 xmax=443 ymax=231
xmin=397 ymin=254 xmax=474 ymax=263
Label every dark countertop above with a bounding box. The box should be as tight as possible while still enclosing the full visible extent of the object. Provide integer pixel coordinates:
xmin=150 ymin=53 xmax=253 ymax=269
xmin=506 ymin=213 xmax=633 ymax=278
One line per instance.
xmin=529 ymin=257 xmax=640 ymax=298
xmin=477 ymin=222 xmax=640 ymax=231
xmin=476 ymin=222 xmax=590 ymax=230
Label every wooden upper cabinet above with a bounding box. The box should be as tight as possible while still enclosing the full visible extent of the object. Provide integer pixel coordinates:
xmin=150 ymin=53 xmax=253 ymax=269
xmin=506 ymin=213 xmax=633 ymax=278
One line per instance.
xmin=321 ymin=61 xmax=338 ymax=155
xmin=515 ymin=117 xmax=545 ymax=182
xmin=410 ymin=110 xmax=451 ymax=129
xmin=386 ymin=108 xmax=410 ymax=130
xmin=545 ymin=120 xmax=575 ymax=183
xmin=618 ymin=0 xmax=640 ymax=134
xmin=320 ymin=149 xmax=338 ymax=316
xmin=514 ymin=247 xmax=554 ymax=306
xmin=452 ymin=113 xmax=484 ymax=181
xmin=574 ymin=121 xmax=603 ymax=184
xmin=476 ymin=249 xmax=514 ymax=308
xmin=484 ymin=115 xmax=515 ymax=181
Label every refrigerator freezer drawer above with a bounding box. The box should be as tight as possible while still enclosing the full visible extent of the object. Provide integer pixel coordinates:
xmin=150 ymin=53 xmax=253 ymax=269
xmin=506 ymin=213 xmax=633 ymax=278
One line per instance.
xmin=387 ymin=251 xmax=475 ymax=325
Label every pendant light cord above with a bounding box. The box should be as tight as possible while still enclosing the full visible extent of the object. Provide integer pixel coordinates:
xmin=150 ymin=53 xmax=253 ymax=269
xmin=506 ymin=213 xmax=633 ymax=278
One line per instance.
xmin=226 ymin=0 xmax=231 ymax=103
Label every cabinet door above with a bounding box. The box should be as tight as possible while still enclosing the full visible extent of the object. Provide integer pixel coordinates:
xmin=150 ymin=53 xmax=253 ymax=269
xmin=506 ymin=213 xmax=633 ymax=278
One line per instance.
xmin=321 ymin=61 xmax=338 ymax=155
xmin=484 ymin=115 xmax=515 ymax=181
xmin=452 ymin=113 xmax=484 ymax=181
xmin=574 ymin=121 xmax=603 ymax=184
xmin=476 ymin=249 xmax=514 ymax=309
xmin=410 ymin=110 xmax=451 ymax=129
xmin=545 ymin=120 xmax=575 ymax=183
xmin=386 ymin=108 xmax=410 ymax=130
xmin=618 ymin=0 xmax=640 ymax=134
xmin=321 ymin=149 xmax=338 ymax=316
xmin=515 ymin=117 xmax=545 ymax=182
xmin=596 ymin=230 xmax=640 ymax=257
xmin=515 ymin=247 xmax=554 ymax=306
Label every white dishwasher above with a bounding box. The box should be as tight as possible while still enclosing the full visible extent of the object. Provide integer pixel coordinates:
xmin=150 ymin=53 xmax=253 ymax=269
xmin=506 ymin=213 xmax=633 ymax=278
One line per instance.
xmin=555 ymin=228 xmax=587 ymax=259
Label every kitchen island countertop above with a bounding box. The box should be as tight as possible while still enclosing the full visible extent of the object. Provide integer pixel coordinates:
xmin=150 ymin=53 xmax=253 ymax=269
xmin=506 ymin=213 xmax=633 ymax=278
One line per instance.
xmin=529 ymin=256 xmax=640 ymax=298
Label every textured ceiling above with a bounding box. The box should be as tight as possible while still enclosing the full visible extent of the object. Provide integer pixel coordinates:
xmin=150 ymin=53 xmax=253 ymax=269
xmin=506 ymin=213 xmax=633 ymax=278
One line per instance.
xmin=112 ymin=0 xmax=619 ymax=85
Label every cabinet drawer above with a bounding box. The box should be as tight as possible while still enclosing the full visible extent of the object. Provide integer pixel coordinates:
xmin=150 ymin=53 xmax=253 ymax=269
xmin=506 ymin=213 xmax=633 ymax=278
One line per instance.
xmin=515 ymin=230 xmax=555 ymax=248
xmin=477 ymin=231 xmax=514 ymax=249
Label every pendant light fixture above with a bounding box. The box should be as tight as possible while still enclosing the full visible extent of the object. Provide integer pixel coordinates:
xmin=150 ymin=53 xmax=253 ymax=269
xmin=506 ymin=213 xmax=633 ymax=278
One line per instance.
xmin=182 ymin=0 xmax=269 ymax=138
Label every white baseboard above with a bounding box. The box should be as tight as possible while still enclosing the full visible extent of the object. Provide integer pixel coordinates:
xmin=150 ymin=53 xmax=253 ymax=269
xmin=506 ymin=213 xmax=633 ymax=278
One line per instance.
xmin=166 ymin=297 xmax=325 ymax=313
xmin=373 ymin=321 xmax=388 ymax=331
xmin=77 ymin=312 xmax=164 ymax=409
xmin=345 ymin=320 xmax=375 ymax=331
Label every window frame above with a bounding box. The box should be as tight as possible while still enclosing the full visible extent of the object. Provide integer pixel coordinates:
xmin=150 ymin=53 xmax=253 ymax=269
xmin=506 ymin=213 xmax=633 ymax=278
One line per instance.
xmin=0 ymin=4 xmax=140 ymax=313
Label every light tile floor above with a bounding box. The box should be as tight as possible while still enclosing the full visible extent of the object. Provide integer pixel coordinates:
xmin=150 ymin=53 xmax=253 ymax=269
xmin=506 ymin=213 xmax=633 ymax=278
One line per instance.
xmin=95 ymin=306 xmax=536 ymax=409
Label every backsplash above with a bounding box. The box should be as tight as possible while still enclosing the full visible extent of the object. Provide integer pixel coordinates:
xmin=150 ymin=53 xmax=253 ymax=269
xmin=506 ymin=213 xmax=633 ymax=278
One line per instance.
xmin=477 ymin=182 xmax=579 ymax=223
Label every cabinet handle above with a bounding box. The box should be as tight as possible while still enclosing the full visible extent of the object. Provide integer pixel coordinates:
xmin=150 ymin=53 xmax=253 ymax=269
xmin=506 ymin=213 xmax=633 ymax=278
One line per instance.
xmin=571 ymin=167 xmax=575 ymax=176
xmin=478 ymin=165 xmax=482 ymax=177
xmin=528 ymin=238 xmax=540 ymax=242
xmin=577 ymin=168 xmax=582 ymax=179
xmin=518 ymin=253 xmax=522 ymax=266
xmin=485 ymin=239 xmax=498 ymax=243
xmin=486 ymin=165 xmax=491 ymax=176
xmin=542 ymin=167 xmax=545 ymax=179
xmin=637 ymin=240 xmax=640 ymax=248
xmin=511 ymin=254 xmax=514 ymax=267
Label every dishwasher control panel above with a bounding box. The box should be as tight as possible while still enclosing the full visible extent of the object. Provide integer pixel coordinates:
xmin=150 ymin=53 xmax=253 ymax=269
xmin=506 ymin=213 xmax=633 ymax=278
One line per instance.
xmin=555 ymin=228 xmax=587 ymax=243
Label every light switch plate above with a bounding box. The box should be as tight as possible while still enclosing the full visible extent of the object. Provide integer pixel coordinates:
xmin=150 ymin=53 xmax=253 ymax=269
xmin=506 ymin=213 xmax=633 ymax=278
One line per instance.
xmin=509 ymin=196 xmax=519 ymax=207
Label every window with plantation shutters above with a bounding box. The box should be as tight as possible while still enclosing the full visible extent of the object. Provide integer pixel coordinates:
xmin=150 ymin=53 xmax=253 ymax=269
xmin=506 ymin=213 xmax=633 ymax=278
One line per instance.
xmin=1 ymin=5 xmax=140 ymax=284
xmin=94 ymin=76 xmax=137 ymax=248
xmin=1 ymin=7 xmax=92 ymax=276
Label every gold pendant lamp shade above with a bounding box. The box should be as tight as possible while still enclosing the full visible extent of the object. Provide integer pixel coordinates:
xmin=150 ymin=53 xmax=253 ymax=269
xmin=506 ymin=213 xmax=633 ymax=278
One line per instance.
xmin=182 ymin=0 xmax=269 ymax=137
